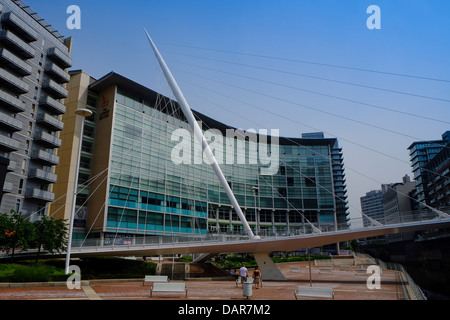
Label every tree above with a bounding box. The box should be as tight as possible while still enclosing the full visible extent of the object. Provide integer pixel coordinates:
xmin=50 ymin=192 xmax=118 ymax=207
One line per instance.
xmin=0 ymin=211 xmax=35 ymax=261
xmin=0 ymin=212 xmax=11 ymax=252
xmin=33 ymin=216 xmax=68 ymax=262
xmin=349 ymin=239 xmax=360 ymax=252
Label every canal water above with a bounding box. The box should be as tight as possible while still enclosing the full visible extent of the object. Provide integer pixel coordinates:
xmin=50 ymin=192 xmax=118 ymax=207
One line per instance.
xmin=361 ymin=235 xmax=450 ymax=300
xmin=402 ymin=262 xmax=450 ymax=300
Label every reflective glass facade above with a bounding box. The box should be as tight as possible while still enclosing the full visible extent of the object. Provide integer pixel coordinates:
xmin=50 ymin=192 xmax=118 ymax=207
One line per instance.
xmin=70 ymin=72 xmax=349 ymax=239
xmin=408 ymin=131 xmax=450 ymax=209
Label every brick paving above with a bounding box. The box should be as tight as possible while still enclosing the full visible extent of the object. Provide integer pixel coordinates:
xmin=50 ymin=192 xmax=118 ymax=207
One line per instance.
xmin=0 ymin=260 xmax=407 ymax=300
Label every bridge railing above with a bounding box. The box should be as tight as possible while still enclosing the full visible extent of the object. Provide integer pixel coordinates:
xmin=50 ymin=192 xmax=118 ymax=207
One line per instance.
xmin=372 ymin=257 xmax=427 ymax=300
xmin=71 ymin=233 xmax=251 ymax=248
xmin=70 ymin=207 xmax=450 ymax=249
xmin=362 ymin=207 xmax=449 ymax=227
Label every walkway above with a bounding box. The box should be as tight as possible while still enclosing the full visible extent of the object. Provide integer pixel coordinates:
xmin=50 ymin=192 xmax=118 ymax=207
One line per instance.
xmin=0 ymin=260 xmax=407 ymax=300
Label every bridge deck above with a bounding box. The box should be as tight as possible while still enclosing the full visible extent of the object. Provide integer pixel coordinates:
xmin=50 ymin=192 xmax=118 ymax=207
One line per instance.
xmin=68 ymin=218 xmax=450 ymax=257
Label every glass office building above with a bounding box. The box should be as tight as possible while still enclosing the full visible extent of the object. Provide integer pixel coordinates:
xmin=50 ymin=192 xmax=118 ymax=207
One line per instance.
xmin=408 ymin=131 xmax=450 ymax=209
xmin=51 ymin=71 xmax=349 ymax=244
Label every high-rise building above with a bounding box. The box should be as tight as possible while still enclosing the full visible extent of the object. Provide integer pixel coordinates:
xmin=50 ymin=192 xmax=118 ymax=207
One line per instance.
xmin=50 ymin=70 xmax=349 ymax=246
xmin=425 ymin=139 xmax=450 ymax=210
xmin=408 ymin=131 xmax=450 ymax=209
xmin=0 ymin=0 xmax=72 ymax=218
xmin=360 ymin=184 xmax=390 ymax=226
xmin=382 ymin=174 xmax=415 ymax=224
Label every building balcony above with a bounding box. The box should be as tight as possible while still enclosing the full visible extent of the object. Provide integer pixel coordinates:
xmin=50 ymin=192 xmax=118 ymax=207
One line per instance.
xmin=2 ymin=182 xmax=13 ymax=193
xmin=0 ymin=112 xmax=23 ymax=132
xmin=25 ymin=188 xmax=55 ymax=202
xmin=31 ymin=149 xmax=59 ymax=165
xmin=37 ymin=112 xmax=64 ymax=131
xmin=47 ymin=47 xmax=72 ymax=69
xmin=44 ymin=62 xmax=70 ymax=84
xmin=39 ymin=95 xmax=66 ymax=115
xmin=0 ymin=68 xmax=29 ymax=94
xmin=1 ymin=11 xmax=38 ymax=42
xmin=42 ymin=78 xmax=68 ymax=99
xmin=35 ymin=131 xmax=62 ymax=148
xmin=0 ymin=48 xmax=32 ymax=76
xmin=7 ymin=160 xmax=16 ymax=172
xmin=0 ymin=30 xmax=35 ymax=59
xmin=28 ymin=168 xmax=57 ymax=183
xmin=0 ymin=134 xmax=20 ymax=151
xmin=0 ymin=90 xmax=25 ymax=113
xmin=335 ymin=192 xmax=348 ymax=199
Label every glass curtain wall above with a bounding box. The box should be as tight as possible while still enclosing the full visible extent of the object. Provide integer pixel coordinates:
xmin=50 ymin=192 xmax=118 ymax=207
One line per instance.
xmin=105 ymin=88 xmax=337 ymax=237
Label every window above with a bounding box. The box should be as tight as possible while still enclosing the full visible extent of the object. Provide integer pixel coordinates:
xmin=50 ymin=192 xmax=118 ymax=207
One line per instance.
xmin=21 ymin=160 xmax=26 ymax=174
xmin=304 ymin=199 xmax=318 ymax=209
xmin=79 ymin=156 xmax=92 ymax=169
xmin=181 ymin=216 xmax=192 ymax=230
xmin=219 ymin=207 xmax=229 ymax=220
xmin=260 ymin=209 xmax=272 ymax=222
xmin=274 ymin=210 xmax=286 ymax=223
xmin=305 ymin=177 xmax=316 ymax=187
xmin=15 ymin=199 xmax=21 ymax=213
xmin=287 ymin=177 xmax=294 ymax=186
xmin=81 ymin=140 xmax=94 ymax=153
xmin=165 ymin=214 xmax=179 ymax=231
xmin=84 ymin=125 xmax=95 ymax=138
xmin=18 ymin=179 xmax=23 ymax=195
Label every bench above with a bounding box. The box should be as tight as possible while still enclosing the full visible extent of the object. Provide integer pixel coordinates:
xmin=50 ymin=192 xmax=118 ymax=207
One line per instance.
xmin=143 ymin=275 xmax=169 ymax=286
xmin=150 ymin=282 xmax=188 ymax=298
xmin=319 ymin=267 xmax=333 ymax=274
xmin=355 ymin=269 xmax=367 ymax=276
xmin=339 ymin=264 xmax=353 ymax=270
xmin=294 ymin=286 xmax=334 ymax=299
xmin=290 ymin=266 xmax=301 ymax=273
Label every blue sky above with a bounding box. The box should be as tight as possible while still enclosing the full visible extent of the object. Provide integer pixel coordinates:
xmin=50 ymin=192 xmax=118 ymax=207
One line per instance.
xmin=26 ymin=0 xmax=450 ymax=227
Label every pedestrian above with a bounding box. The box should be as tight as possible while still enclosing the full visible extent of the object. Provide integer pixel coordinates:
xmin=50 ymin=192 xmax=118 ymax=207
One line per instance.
xmin=253 ymin=266 xmax=262 ymax=289
xmin=239 ymin=263 xmax=248 ymax=284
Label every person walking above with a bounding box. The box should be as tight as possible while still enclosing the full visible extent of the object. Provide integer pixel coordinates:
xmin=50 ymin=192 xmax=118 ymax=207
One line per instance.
xmin=239 ymin=263 xmax=248 ymax=285
xmin=253 ymin=266 xmax=262 ymax=289
xmin=232 ymin=268 xmax=238 ymax=280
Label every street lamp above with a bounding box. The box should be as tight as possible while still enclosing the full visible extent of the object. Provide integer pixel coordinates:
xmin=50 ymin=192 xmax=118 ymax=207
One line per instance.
xmin=65 ymin=108 xmax=93 ymax=275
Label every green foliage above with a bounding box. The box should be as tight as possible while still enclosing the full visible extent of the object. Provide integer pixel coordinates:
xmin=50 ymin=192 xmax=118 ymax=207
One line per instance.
xmin=0 ymin=258 xmax=157 ymax=282
xmin=11 ymin=265 xmax=53 ymax=282
xmin=33 ymin=216 xmax=68 ymax=262
xmin=214 ymin=253 xmax=332 ymax=269
xmin=216 ymin=254 xmax=257 ymax=269
xmin=0 ymin=263 xmax=66 ymax=282
xmin=0 ymin=264 xmax=19 ymax=282
xmin=0 ymin=211 xmax=35 ymax=260
xmin=71 ymin=257 xmax=157 ymax=279
xmin=178 ymin=255 xmax=193 ymax=262
xmin=0 ymin=211 xmax=67 ymax=262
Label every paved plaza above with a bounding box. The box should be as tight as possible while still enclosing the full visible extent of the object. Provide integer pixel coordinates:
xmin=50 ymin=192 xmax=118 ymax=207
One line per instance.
xmin=0 ymin=260 xmax=410 ymax=301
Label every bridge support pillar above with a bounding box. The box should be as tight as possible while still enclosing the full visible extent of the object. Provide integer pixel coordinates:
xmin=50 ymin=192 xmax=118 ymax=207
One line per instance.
xmin=253 ymin=252 xmax=286 ymax=280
